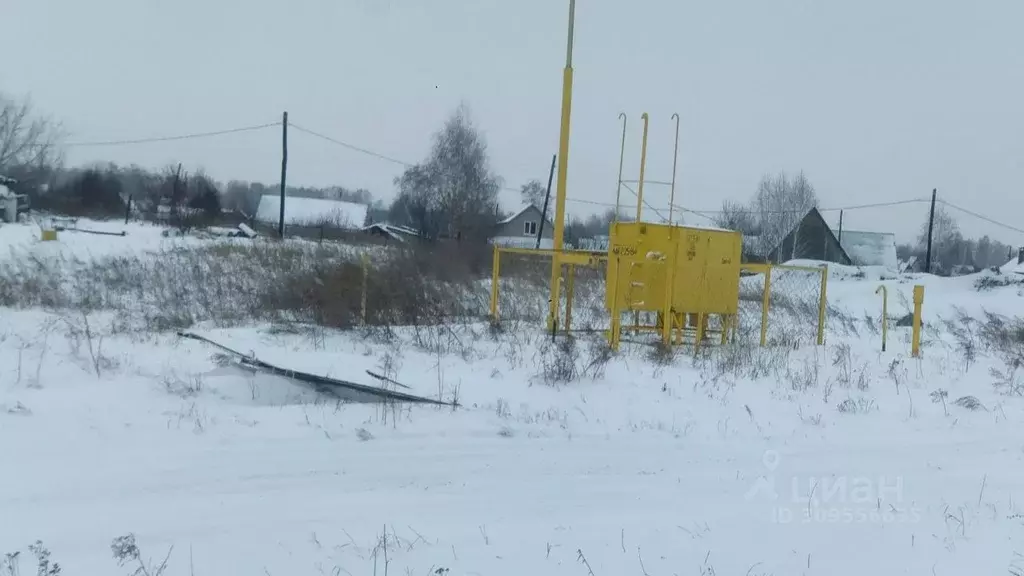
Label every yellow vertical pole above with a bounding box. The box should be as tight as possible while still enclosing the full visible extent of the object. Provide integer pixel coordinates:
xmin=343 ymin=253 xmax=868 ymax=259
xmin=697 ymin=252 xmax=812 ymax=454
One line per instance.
xmin=912 ymin=285 xmax=924 ymax=357
xmin=610 ymin=256 xmax=622 ymax=350
xmin=760 ymin=266 xmax=772 ymax=347
xmin=668 ymin=113 xmax=680 ymax=225
xmin=614 ymin=113 xmax=627 ymax=222
xmin=361 ymin=252 xmax=369 ymax=327
xmin=875 ymin=285 xmax=888 ymax=352
xmin=565 ymin=264 xmax=576 ymax=332
xmin=547 ymin=0 xmax=577 ymax=333
xmin=490 ymin=246 xmax=500 ymax=321
xmin=817 ymin=267 xmax=828 ymax=346
xmin=635 ymin=112 xmax=650 ymax=222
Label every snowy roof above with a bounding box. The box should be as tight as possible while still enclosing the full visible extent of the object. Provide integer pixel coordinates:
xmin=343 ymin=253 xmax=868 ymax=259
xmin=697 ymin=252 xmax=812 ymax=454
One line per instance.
xmin=834 ymin=229 xmax=898 ymax=269
xmin=255 ymin=195 xmax=368 ymax=228
xmin=362 ymin=222 xmax=421 ymax=242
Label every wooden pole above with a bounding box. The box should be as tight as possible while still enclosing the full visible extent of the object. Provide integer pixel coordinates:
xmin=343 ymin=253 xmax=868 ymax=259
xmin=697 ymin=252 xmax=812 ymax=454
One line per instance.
xmin=924 ymin=188 xmax=936 ymax=273
xmin=537 ymin=154 xmax=557 ymax=250
xmin=279 ymin=111 xmax=289 ymax=239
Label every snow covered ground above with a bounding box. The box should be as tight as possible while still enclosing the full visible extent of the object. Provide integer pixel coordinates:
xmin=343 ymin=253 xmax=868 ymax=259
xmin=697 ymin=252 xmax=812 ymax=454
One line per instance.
xmin=2 ymin=220 xmax=1024 ymax=575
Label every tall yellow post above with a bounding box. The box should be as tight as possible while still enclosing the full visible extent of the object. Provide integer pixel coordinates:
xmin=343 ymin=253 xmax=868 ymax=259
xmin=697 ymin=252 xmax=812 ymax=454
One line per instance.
xmin=490 ymin=245 xmax=500 ymax=321
xmin=635 ymin=112 xmax=650 ymax=222
xmin=547 ymin=0 xmax=577 ymax=333
xmin=912 ymin=285 xmax=924 ymax=357
xmin=817 ymin=267 xmax=828 ymax=346
xmin=760 ymin=267 xmax=772 ymax=347
xmin=875 ymin=285 xmax=888 ymax=352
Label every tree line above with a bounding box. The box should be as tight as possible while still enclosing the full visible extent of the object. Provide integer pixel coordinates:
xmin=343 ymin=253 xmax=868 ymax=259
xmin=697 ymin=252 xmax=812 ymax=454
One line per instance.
xmin=1 ymin=89 xmax=1015 ymax=266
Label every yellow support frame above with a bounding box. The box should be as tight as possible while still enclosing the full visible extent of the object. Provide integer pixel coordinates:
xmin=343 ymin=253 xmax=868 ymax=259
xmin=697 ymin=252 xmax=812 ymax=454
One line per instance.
xmin=491 ymin=246 xmax=606 ymax=334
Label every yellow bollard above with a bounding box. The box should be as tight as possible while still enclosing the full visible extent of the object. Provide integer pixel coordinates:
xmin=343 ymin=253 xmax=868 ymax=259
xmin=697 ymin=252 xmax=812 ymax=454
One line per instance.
xmin=875 ymin=285 xmax=888 ymax=352
xmin=490 ymin=246 xmax=500 ymax=322
xmin=911 ymin=285 xmax=924 ymax=357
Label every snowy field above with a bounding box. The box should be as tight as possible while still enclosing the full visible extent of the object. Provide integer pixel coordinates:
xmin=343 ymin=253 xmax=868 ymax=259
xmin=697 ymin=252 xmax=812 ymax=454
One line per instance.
xmin=2 ymin=219 xmax=1024 ymax=575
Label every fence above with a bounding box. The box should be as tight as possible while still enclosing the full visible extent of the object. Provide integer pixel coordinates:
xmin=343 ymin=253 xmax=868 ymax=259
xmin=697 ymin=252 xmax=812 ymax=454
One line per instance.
xmin=488 ymin=247 xmax=608 ymax=332
xmin=737 ymin=263 xmax=828 ymax=347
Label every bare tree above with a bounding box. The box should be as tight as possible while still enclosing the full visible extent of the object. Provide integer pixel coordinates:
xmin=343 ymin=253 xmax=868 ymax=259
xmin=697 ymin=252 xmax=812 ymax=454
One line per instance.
xmin=0 ymin=92 xmax=64 ymax=193
xmin=520 ymin=180 xmax=548 ymax=217
xmin=392 ymin=103 xmax=502 ymax=241
xmin=749 ymin=171 xmax=818 ymax=259
xmin=714 ymin=199 xmax=759 ymax=235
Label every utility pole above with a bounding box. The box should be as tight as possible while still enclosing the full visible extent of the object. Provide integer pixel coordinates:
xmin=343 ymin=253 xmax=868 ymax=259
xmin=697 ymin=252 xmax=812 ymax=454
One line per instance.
xmin=279 ymin=111 xmax=289 ymax=239
xmin=547 ymin=0 xmax=577 ymax=333
xmin=924 ymin=188 xmax=936 ymax=273
xmin=837 ymin=210 xmax=843 ymax=243
xmin=537 ymin=154 xmax=557 ymax=250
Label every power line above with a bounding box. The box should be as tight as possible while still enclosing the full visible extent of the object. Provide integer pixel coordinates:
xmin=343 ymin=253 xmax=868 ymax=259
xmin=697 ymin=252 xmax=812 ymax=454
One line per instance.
xmin=289 ymin=123 xmax=414 ymax=167
xmin=938 ymin=199 xmax=1024 ymax=235
xmin=65 ymin=122 xmax=279 ymax=147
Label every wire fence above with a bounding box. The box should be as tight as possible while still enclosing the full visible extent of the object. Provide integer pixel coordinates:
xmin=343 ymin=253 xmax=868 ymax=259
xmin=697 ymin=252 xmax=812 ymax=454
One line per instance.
xmin=488 ymin=247 xmax=608 ymax=332
xmin=738 ymin=264 xmax=827 ymax=348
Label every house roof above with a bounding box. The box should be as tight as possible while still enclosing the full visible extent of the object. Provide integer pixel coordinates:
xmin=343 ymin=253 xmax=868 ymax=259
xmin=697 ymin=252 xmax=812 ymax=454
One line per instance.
xmin=255 ymin=195 xmax=368 ymax=228
xmin=498 ymin=203 xmax=550 ymax=225
xmin=768 ymin=207 xmax=853 ymax=265
xmin=834 ymin=229 xmax=898 ymax=268
xmin=362 ymin=222 xmax=421 ymax=242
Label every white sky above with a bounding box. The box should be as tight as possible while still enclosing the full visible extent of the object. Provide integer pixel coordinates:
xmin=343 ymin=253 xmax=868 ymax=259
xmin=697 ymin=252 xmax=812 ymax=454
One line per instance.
xmin=4 ymin=0 xmax=1023 ymax=245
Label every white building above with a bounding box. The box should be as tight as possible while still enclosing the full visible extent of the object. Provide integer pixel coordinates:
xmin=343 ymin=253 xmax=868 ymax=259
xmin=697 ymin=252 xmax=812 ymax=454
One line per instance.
xmin=255 ymin=195 xmax=368 ymax=229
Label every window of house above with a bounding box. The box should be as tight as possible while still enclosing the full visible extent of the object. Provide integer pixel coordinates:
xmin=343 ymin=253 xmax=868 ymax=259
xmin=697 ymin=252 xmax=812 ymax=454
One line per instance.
xmin=524 ymin=221 xmax=538 ymax=236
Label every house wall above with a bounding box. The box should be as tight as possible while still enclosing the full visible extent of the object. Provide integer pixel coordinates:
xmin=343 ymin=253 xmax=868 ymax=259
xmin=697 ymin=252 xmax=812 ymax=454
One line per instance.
xmin=497 ymin=208 xmax=553 ymax=243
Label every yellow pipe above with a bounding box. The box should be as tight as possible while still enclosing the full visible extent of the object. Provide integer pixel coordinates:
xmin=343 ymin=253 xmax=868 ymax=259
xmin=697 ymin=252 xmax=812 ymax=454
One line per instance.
xmin=760 ymin=266 xmax=772 ymax=347
xmin=669 ymin=113 xmax=680 ymax=225
xmin=635 ymin=112 xmax=650 ymax=222
xmin=547 ymin=0 xmax=576 ymax=333
xmin=614 ymin=113 xmax=627 ymax=223
xmin=817 ymin=267 xmax=828 ymax=346
xmin=912 ymin=285 xmax=924 ymax=357
xmin=490 ymin=245 xmax=500 ymax=321
xmin=875 ymin=284 xmax=888 ymax=352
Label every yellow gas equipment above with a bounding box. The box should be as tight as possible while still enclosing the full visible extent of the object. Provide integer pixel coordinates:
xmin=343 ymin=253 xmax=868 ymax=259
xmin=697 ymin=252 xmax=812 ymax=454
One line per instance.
xmin=606 ymin=221 xmax=742 ymax=349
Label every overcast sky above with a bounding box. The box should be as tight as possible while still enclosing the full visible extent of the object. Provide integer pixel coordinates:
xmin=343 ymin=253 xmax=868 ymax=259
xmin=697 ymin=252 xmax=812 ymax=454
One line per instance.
xmin=4 ymin=0 xmax=1023 ymax=244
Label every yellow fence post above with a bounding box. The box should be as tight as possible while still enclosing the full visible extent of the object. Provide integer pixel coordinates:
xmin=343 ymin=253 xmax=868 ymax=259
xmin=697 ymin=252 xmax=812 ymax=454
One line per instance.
xmin=875 ymin=285 xmax=888 ymax=352
xmin=760 ymin=266 xmax=772 ymax=347
xmin=817 ymin=267 xmax=828 ymax=346
xmin=610 ymin=256 xmax=622 ymax=350
xmin=489 ymin=246 xmax=501 ymax=322
xmin=565 ymin=264 xmax=576 ymax=332
xmin=360 ymin=252 xmax=369 ymax=327
xmin=912 ymin=285 xmax=924 ymax=357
